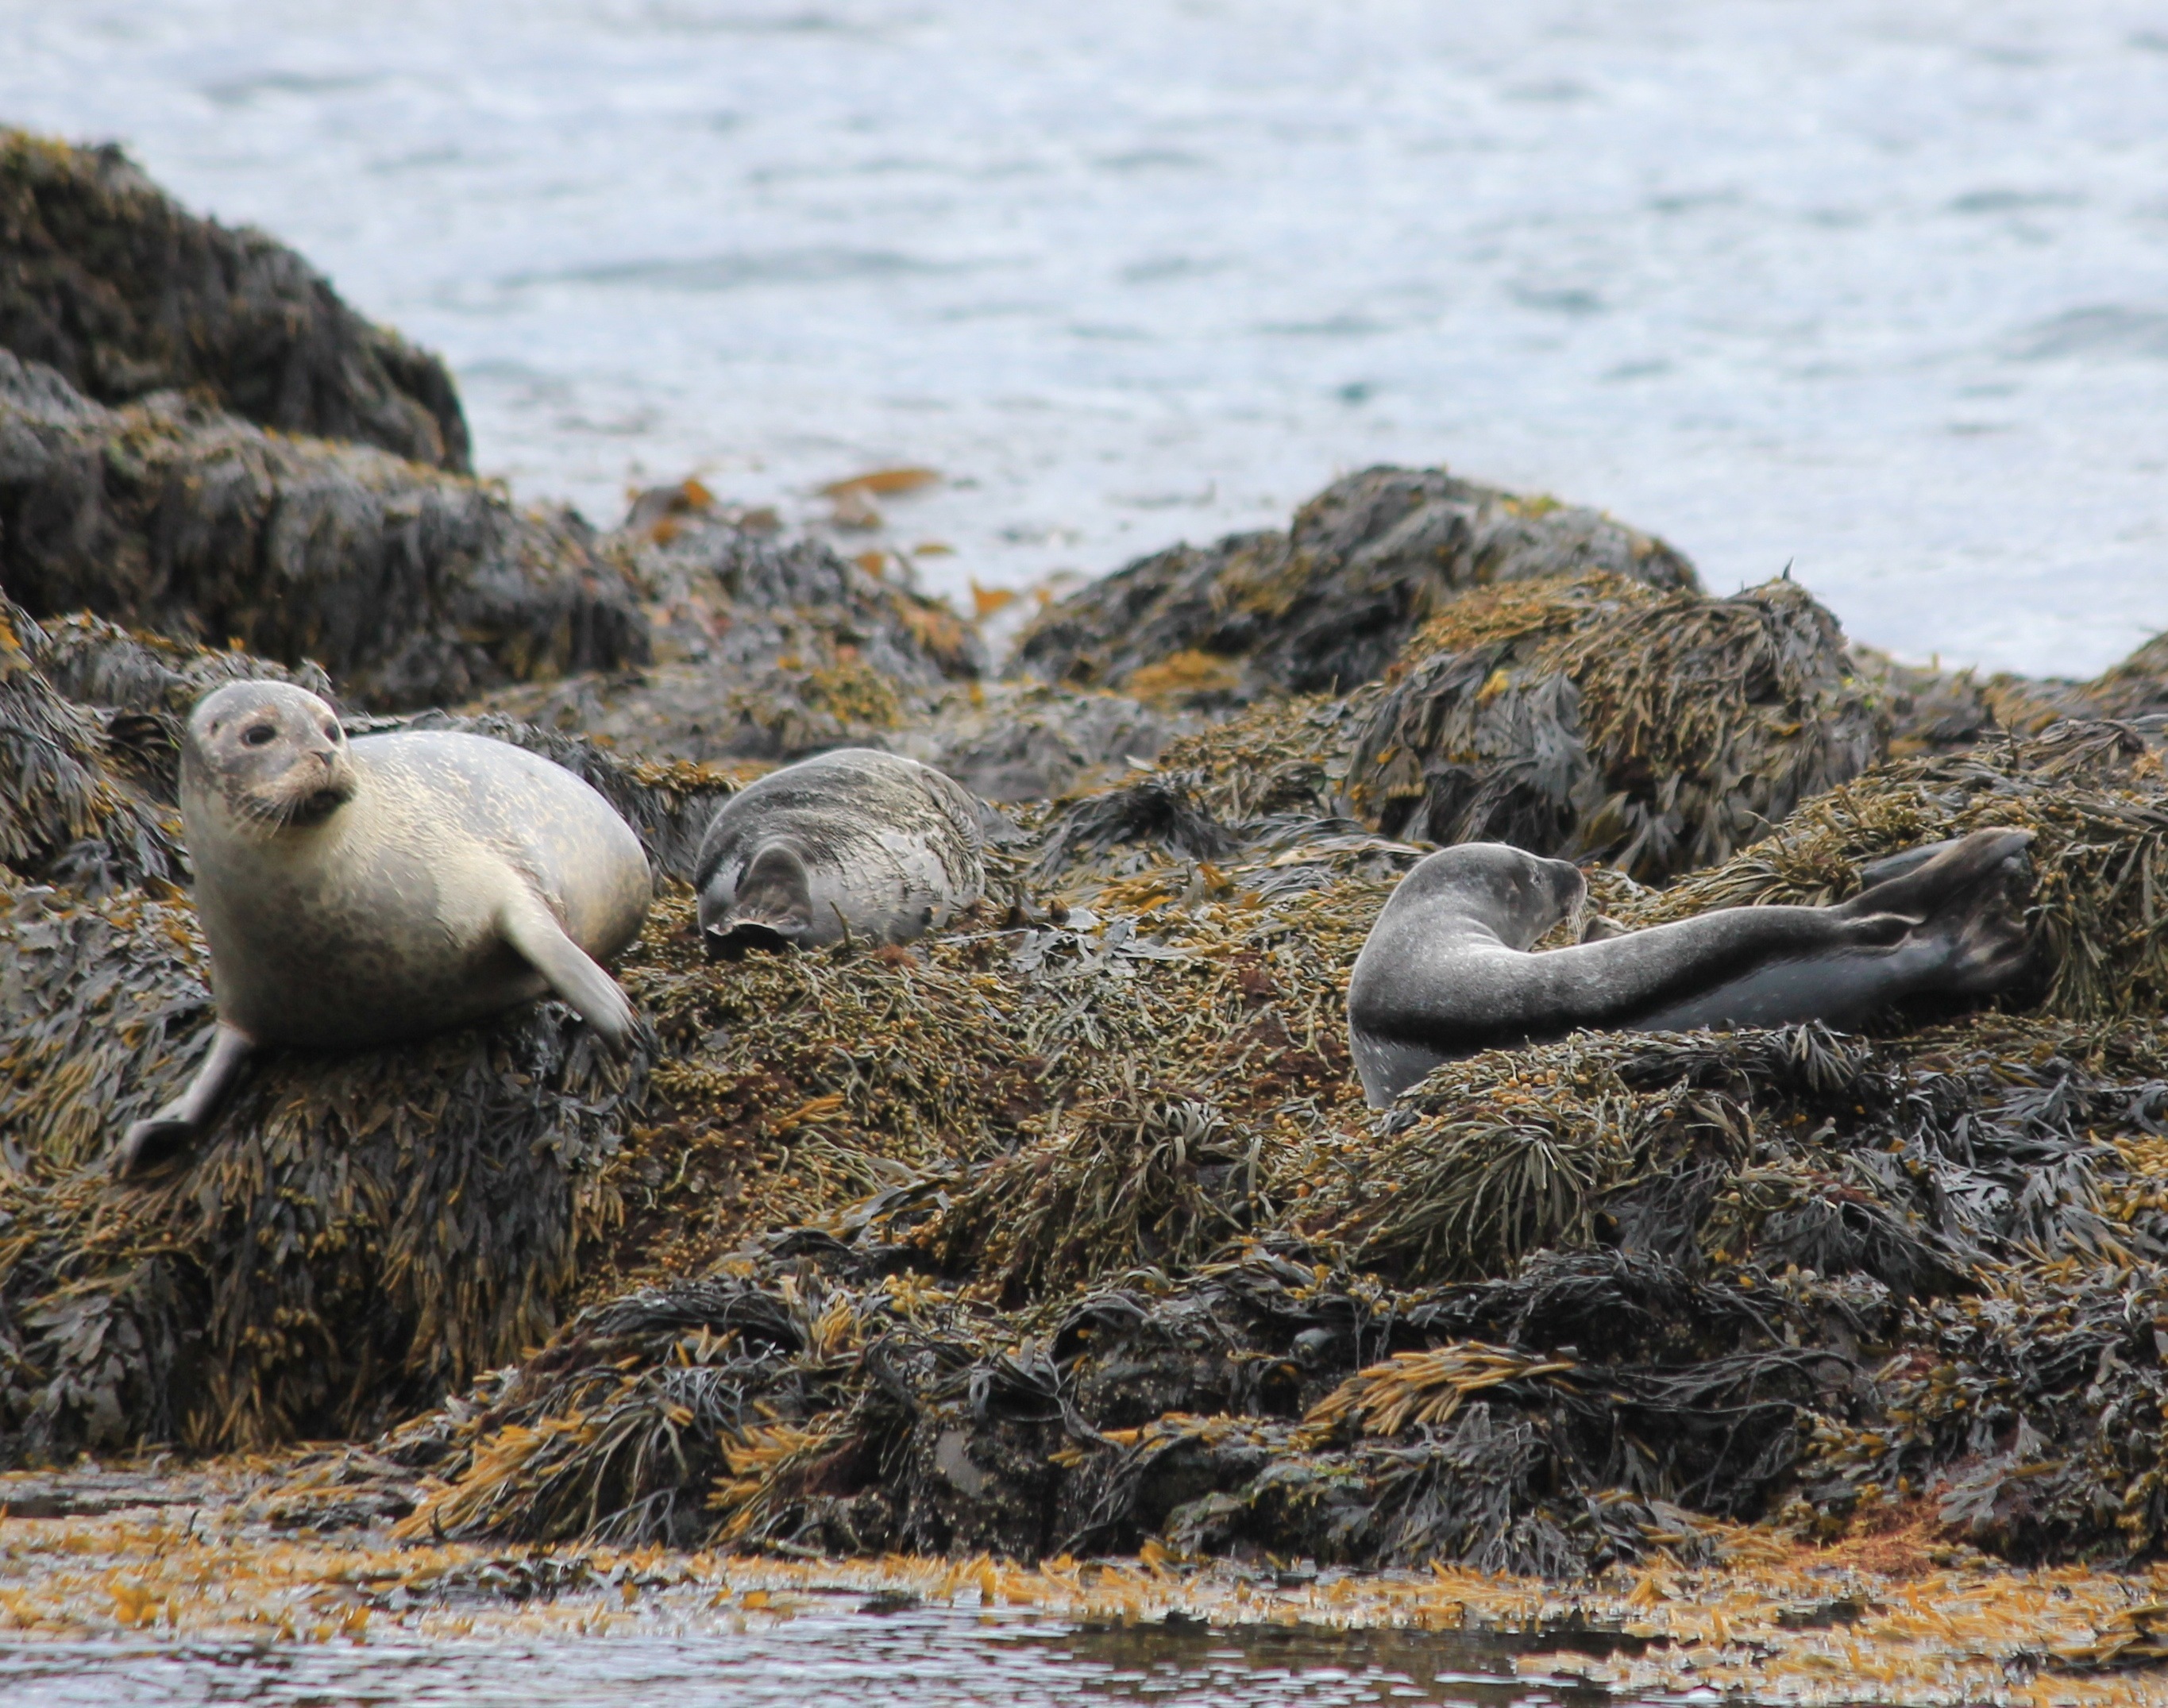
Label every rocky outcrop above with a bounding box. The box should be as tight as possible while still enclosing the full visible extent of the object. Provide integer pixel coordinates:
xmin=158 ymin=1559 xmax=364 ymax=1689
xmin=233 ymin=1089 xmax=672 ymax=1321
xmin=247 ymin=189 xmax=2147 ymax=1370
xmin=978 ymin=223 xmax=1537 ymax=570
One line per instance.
xmin=1 ymin=129 xmax=469 ymax=471
xmin=1341 ymin=572 xmax=1886 ymax=882
xmin=0 ymin=353 xmax=648 ymax=709
xmin=1013 ymin=466 xmax=1699 ymax=704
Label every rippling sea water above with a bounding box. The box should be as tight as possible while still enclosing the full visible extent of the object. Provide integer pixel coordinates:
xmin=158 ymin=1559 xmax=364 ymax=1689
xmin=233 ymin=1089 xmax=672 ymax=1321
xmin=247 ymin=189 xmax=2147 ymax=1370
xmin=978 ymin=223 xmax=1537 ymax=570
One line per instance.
xmin=8 ymin=1 xmax=2168 ymax=673
xmin=0 ymin=1606 xmax=1628 ymax=1708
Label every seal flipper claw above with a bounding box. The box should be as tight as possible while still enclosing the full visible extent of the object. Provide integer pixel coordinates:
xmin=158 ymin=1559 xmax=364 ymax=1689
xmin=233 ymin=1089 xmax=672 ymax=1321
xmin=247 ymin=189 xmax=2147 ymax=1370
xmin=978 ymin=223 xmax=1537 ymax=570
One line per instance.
xmin=114 ymin=1020 xmax=256 ymax=1176
xmin=500 ymin=892 xmax=638 ymax=1054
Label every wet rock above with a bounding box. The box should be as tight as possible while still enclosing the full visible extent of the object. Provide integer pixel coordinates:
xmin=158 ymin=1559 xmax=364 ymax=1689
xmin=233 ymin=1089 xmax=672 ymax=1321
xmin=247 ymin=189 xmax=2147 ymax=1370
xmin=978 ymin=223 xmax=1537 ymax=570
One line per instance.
xmin=894 ymin=683 xmax=1181 ymax=804
xmin=1341 ymin=572 xmax=1884 ymax=882
xmin=616 ymin=484 xmax=982 ymax=688
xmin=1 ymin=129 xmax=469 ymax=470
xmin=1013 ymin=466 xmax=1699 ymax=704
xmin=0 ymin=352 xmax=648 ymax=708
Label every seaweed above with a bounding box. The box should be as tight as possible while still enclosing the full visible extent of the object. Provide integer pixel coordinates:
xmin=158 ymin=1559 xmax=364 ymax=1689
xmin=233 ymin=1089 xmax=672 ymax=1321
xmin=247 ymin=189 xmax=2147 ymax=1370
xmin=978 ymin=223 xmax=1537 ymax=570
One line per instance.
xmin=0 ymin=599 xmax=187 ymax=893
xmin=0 ymin=352 xmax=647 ymax=709
xmin=1341 ymin=572 xmax=1887 ymax=882
xmin=1014 ymin=466 xmax=1699 ymax=703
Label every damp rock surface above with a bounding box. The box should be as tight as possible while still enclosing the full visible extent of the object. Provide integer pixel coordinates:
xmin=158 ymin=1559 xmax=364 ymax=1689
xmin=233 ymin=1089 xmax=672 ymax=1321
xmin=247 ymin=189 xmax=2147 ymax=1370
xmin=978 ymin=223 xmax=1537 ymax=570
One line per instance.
xmin=0 ymin=129 xmax=469 ymax=471
xmin=1013 ymin=466 xmax=1699 ymax=704
xmin=0 ymin=352 xmax=649 ymax=708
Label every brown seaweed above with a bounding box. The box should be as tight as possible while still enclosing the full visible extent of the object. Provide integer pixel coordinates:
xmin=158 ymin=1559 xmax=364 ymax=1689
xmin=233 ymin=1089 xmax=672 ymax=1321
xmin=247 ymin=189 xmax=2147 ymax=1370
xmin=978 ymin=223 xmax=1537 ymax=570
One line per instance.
xmin=1341 ymin=571 xmax=1887 ymax=883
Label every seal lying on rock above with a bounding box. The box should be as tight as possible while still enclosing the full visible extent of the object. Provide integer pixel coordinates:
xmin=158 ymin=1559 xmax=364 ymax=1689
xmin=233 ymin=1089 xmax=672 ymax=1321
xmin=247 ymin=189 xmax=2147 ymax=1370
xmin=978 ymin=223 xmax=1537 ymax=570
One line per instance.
xmin=695 ymin=747 xmax=985 ymax=957
xmin=1348 ymin=829 xmax=2036 ymax=1107
xmin=118 ymin=681 xmax=651 ymax=1171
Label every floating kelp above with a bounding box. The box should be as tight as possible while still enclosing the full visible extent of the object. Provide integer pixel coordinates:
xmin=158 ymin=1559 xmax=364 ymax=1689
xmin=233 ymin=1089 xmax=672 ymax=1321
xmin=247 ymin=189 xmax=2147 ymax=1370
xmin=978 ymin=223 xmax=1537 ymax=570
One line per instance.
xmin=1340 ymin=572 xmax=1886 ymax=882
xmin=1013 ymin=467 xmax=1699 ymax=704
xmin=1 ymin=128 xmax=469 ymax=471
xmin=0 ymin=352 xmax=647 ymax=709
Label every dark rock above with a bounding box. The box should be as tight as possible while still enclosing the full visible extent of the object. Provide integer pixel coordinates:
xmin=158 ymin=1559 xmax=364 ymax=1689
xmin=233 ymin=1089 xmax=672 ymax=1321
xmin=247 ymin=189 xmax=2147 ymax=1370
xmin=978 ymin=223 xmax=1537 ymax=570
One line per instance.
xmin=2081 ymin=627 xmax=2168 ymax=723
xmin=1341 ymin=572 xmax=1884 ymax=882
xmin=0 ymin=352 xmax=648 ymax=709
xmin=1 ymin=129 xmax=469 ymax=471
xmin=1013 ymin=466 xmax=1699 ymax=703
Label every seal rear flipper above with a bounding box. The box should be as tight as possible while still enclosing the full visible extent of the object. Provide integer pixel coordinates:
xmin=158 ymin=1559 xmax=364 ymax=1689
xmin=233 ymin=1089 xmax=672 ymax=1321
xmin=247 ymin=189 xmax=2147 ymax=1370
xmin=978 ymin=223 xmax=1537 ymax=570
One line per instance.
xmin=114 ymin=1020 xmax=256 ymax=1177
xmin=1839 ymin=827 xmax=2034 ymax=923
xmin=500 ymin=891 xmax=638 ymax=1053
xmin=1840 ymin=827 xmax=2037 ymax=993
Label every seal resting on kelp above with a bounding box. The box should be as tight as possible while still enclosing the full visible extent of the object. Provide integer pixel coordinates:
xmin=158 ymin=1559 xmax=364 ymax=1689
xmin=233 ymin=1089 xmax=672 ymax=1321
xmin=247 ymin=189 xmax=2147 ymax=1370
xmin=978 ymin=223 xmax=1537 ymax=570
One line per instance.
xmin=117 ymin=681 xmax=651 ymax=1172
xmin=695 ymin=747 xmax=984 ymax=957
xmin=1347 ymin=829 xmax=2036 ymax=1107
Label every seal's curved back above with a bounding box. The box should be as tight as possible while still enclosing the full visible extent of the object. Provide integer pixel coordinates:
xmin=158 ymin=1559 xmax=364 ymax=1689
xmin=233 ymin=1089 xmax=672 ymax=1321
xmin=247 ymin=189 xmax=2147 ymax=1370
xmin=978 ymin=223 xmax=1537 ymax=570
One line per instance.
xmin=695 ymin=747 xmax=985 ymax=955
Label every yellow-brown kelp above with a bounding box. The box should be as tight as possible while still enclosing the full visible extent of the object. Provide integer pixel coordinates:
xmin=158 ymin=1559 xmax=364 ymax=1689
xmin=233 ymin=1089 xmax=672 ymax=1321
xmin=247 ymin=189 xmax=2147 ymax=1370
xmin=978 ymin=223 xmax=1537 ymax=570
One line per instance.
xmin=1341 ymin=571 xmax=1887 ymax=883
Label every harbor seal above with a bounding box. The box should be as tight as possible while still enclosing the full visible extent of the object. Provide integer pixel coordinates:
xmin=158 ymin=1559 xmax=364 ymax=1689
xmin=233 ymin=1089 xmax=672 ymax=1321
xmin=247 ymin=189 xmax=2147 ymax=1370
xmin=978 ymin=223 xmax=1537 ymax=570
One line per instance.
xmin=118 ymin=681 xmax=652 ymax=1170
xmin=695 ymin=747 xmax=984 ymax=957
xmin=1347 ymin=828 xmax=2036 ymax=1107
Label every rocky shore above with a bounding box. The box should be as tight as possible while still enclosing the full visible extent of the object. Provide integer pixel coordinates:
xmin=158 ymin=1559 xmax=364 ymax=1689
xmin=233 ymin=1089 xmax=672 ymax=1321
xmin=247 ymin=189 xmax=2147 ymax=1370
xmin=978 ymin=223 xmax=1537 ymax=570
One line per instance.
xmin=6 ymin=129 xmax=2168 ymax=1608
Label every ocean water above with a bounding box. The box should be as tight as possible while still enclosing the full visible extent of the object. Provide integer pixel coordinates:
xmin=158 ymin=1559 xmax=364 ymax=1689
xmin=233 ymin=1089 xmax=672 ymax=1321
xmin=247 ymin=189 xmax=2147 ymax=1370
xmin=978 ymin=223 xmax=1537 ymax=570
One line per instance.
xmin=5 ymin=0 xmax=2166 ymax=676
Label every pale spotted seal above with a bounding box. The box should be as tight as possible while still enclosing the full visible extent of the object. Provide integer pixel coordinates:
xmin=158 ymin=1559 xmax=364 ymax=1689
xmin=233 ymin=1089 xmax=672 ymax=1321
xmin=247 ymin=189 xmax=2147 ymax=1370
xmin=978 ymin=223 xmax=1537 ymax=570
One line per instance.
xmin=118 ymin=681 xmax=652 ymax=1170
xmin=1348 ymin=828 xmax=2036 ymax=1106
xmin=695 ymin=747 xmax=984 ymax=957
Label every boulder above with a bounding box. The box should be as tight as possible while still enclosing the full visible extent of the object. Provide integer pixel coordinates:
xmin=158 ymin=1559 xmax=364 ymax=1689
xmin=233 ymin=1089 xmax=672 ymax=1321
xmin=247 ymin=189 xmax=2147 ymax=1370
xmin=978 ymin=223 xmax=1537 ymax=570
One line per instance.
xmin=1 ymin=129 xmax=468 ymax=471
xmin=1341 ymin=572 xmax=1885 ymax=882
xmin=1013 ymin=466 xmax=1699 ymax=704
xmin=0 ymin=353 xmax=648 ymax=709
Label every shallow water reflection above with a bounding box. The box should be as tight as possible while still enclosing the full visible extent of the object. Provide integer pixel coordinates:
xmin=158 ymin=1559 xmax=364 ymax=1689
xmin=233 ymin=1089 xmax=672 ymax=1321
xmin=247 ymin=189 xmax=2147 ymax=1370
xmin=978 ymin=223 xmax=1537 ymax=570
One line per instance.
xmin=0 ymin=1604 xmax=1649 ymax=1707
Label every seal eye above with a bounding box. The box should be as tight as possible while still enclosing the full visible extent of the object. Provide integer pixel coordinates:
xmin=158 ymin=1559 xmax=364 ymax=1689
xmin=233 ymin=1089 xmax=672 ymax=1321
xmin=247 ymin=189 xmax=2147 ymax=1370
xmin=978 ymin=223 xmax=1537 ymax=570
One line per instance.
xmin=322 ymin=723 xmax=341 ymax=743
xmin=243 ymin=723 xmax=277 ymax=748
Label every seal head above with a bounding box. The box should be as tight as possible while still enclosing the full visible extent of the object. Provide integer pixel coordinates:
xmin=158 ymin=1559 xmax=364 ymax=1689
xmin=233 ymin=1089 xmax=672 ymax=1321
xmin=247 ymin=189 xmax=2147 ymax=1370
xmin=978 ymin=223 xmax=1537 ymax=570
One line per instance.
xmin=185 ymin=680 xmax=358 ymax=833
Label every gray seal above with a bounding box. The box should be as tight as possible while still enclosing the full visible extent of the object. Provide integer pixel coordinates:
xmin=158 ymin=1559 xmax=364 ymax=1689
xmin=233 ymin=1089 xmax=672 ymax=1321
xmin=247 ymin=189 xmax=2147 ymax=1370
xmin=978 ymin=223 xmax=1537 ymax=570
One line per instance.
xmin=119 ymin=681 xmax=652 ymax=1170
xmin=1347 ymin=828 xmax=2035 ymax=1107
xmin=695 ymin=747 xmax=985 ymax=957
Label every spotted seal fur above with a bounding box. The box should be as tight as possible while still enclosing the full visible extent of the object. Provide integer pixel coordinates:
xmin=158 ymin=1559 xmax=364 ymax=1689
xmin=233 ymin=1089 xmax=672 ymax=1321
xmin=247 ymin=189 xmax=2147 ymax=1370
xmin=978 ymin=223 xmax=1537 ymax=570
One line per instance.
xmin=118 ymin=680 xmax=651 ymax=1170
xmin=695 ymin=747 xmax=984 ymax=957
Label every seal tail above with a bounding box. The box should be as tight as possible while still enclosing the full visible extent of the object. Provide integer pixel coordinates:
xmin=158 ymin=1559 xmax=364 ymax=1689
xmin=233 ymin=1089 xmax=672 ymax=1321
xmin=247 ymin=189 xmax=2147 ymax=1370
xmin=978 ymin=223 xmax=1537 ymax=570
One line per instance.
xmin=704 ymin=844 xmax=815 ymax=961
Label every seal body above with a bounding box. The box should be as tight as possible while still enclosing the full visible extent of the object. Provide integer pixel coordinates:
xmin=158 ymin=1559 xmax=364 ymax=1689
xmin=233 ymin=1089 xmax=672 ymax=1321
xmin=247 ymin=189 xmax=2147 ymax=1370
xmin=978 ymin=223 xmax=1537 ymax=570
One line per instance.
xmin=120 ymin=681 xmax=650 ymax=1169
xmin=1347 ymin=831 xmax=2035 ymax=1107
xmin=695 ymin=748 xmax=984 ymax=956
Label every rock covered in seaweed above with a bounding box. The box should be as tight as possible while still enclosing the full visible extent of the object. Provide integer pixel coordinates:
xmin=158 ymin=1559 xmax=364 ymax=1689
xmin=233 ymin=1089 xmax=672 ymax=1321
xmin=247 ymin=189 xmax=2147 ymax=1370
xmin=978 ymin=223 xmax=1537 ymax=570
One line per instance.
xmin=0 ymin=352 xmax=649 ymax=708
xmin=1013 ymin=466 xmax=1699 ymax=704
xmin=0 ymin=129 xmax=469 ymax=471
xmin=1341 ymin=571 xmax=1887 ymax=882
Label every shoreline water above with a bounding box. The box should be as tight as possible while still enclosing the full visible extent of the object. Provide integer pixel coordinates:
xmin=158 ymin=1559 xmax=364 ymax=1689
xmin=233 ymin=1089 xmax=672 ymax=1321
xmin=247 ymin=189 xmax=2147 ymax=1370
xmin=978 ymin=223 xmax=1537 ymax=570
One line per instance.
xmin=6 ymin=1456 xmax=2168 ymax=1706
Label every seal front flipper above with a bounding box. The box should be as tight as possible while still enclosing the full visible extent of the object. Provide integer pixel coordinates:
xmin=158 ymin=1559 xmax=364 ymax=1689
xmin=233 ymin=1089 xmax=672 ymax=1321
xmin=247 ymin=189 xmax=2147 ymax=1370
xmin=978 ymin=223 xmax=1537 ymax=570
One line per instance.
xmin=499 ymin=890 xmax=638 ymax=1053
xmin=114 ymin=1020 xmax=257 ymax=1177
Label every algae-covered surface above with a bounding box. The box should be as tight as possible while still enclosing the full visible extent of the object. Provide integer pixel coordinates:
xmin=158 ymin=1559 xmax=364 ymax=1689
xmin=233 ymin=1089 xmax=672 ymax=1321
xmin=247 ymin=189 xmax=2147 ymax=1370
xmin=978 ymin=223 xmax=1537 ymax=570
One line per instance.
xmin=10 ymin=166 xmax=2168 ymax=1695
